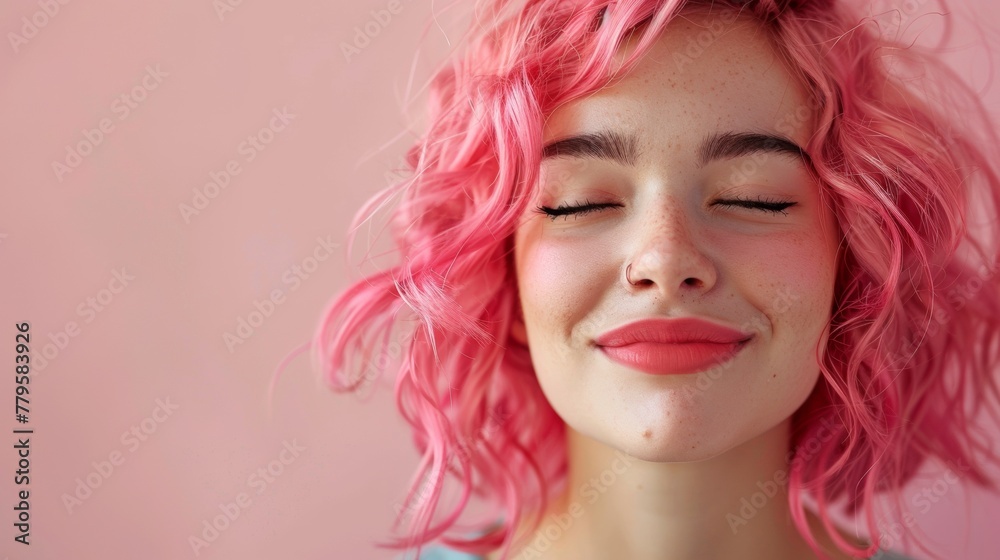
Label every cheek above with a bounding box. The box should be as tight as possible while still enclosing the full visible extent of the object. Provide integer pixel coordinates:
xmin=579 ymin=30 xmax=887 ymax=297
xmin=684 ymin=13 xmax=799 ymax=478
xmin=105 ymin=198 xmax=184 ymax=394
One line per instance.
xmin=515 ymin=232 xmax=613 ymax=346
xmin=723 ymin=229 xmax=836 ymax=334
xmin=779 ymin=228 xmax=838 ymax=318
xmin=518 ymin=242 xmax=570 ymax=301
xmin=518 ymin=242 xmax=587 ymax=329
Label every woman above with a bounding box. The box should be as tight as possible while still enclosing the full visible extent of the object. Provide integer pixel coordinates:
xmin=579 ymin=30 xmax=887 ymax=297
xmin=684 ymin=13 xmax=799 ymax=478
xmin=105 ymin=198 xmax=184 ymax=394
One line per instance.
xmin=297 ymin=0 xmax=1000 ymax=558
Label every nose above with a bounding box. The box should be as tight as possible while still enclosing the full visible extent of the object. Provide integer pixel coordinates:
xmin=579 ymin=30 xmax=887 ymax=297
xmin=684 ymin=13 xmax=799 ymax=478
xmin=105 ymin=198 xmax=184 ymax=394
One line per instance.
xmin=623 ymin=201 xmax=718 ymax=298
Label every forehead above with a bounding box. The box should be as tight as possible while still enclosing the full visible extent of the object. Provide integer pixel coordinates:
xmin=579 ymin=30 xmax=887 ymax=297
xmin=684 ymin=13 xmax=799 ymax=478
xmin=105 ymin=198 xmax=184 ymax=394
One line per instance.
xmin=542 ymin=11 xmax=814 ymax=156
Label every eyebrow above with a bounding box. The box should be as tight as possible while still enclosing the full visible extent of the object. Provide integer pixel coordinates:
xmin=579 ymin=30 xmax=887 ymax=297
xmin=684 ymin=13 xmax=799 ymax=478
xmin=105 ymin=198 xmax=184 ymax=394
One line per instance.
xmin=541 ymin=129 xmax=809 ymax=167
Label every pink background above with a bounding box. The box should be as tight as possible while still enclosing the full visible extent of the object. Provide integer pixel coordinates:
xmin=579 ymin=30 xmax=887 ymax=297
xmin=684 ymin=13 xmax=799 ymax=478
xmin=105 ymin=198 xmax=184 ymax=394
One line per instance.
xmin=1 ymin=1 xmax=998 ymax=558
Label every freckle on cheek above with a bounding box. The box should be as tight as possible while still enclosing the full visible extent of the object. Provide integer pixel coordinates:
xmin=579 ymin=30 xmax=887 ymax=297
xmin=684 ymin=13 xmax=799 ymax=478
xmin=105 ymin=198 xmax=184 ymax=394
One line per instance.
xmin=741 ymin=237 xmax=829 ymax=284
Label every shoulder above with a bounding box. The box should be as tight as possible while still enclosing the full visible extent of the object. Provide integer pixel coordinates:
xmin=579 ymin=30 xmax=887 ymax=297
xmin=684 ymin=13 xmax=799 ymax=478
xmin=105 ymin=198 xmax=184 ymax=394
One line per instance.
xmin=396 ymin=545 xmax=486 ymax=560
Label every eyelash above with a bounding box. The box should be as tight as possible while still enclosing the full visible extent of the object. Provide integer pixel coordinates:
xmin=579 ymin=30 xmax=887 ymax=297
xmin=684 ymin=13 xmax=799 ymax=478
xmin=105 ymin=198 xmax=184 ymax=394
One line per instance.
xmin=534 ymin=195 xmax=797 ymax=221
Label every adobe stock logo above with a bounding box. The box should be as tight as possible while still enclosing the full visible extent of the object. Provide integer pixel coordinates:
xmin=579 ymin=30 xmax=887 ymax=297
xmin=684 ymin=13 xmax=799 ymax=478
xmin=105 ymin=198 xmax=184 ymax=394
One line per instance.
xmin=36 ymin=267 xmax=136 ymax=372
xmin=188 ymin=440 xmax=306 ymax=556
xmin=7 ymin=0 xmax=72 ymax=54
xmin=61 ymin=397 xmax=180 ymax=515
xmin=51 ymin=65 xmax=168 ymax=183
xmin=222 ymin=235 xmax=339 ymax=353
xmin=213 ymin=0 xmax=246 ymax=22
xmin=340 ymin=0 xmax=414 ymax=63
xmin=178 ymin=107 xmax=295 ymax=224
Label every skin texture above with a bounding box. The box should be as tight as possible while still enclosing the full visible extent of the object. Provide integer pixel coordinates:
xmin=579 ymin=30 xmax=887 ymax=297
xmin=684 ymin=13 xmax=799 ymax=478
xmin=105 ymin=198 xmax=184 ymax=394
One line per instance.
xmin=500 ymin=9 xmax=867 ymax=560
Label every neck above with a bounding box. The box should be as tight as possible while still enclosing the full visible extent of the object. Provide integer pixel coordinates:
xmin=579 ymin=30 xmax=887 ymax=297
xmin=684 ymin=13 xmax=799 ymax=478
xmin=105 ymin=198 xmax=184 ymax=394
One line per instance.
xmin=494 ymin=420 xmax=869 ymax=560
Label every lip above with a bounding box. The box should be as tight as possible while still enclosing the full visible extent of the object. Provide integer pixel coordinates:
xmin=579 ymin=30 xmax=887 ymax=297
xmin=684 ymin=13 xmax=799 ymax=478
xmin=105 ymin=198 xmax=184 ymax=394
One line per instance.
xmin=594 ymin=317 xmax=753 ymax=375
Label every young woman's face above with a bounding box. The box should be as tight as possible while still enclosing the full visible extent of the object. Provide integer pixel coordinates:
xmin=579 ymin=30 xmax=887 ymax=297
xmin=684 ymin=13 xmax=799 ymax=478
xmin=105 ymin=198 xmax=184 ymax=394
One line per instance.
xmin=512 ymin=11 xmax=840 ymax=462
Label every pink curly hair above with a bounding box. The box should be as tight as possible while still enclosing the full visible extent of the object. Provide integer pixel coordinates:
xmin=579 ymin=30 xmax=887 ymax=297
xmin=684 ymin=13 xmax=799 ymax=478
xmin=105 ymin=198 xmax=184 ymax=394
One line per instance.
xmin=277 ymin=0 xmax=1000 ymax=558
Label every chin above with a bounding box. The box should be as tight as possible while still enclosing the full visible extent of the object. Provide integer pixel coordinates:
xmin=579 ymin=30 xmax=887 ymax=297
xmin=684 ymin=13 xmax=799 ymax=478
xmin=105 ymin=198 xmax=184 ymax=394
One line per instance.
xmin=584 ymin=415 xmax=740 ymax=464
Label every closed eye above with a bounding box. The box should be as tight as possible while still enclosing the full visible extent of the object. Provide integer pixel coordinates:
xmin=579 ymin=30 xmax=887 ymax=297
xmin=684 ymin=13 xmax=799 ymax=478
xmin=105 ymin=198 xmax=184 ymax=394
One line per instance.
xmin=711 ymin=194 xmax=797 ymax=216
xmin=534 ymin=199 xmax=624 ymax=221
xmin=535 ymin=195 xmax=796 ymax=220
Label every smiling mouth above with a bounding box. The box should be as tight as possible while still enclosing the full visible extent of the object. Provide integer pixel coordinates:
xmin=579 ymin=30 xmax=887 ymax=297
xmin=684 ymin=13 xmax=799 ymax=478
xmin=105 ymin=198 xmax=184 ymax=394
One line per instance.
xmin=597 ymin=338 xmax=752 ymax=375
